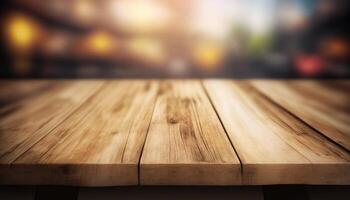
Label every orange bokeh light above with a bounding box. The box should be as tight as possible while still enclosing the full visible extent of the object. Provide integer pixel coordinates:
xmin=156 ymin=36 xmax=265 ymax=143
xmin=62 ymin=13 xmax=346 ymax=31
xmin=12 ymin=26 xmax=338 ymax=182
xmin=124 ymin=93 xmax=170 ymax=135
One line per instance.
xmin=85 ymin=31 xmax=115 ymax=55
xmin=322 ymin=38 xmax=349 ymax=58
xmin=192 ymin=43 xmax=224 ymax=70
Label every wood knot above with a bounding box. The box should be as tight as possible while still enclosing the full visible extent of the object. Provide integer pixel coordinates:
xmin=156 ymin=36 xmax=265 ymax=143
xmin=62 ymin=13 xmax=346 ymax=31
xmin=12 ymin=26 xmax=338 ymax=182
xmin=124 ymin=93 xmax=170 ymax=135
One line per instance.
xmin=168 ymin=117 xmax=178 ymax=124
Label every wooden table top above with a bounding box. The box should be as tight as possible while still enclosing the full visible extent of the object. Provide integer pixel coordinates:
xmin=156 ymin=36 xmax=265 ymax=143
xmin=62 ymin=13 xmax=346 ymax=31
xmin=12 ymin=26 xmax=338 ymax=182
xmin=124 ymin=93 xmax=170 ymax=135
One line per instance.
xmin=0 ymin=80 xmax=349 ymax=186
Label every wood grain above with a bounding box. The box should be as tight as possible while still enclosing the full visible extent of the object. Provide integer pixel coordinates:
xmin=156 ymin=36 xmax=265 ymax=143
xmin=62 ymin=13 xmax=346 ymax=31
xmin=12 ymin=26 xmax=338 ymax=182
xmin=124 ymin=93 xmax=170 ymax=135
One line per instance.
xmin=204 ymin=80 xmax=350 ymax=185
xmin=1 ymin=81 xmax=158 ymax=186
xmin=0 ymin=81 xmax=104 ymax=163
xmin=0 ymin=80 xmax=56 ymax=108
xmin=1 ymin=80 xmax=349 ymax=186
xmin=140 ymin=80 xmax=241 ymax=185
xmin=251 ymin=80 xmax=350 ymax=150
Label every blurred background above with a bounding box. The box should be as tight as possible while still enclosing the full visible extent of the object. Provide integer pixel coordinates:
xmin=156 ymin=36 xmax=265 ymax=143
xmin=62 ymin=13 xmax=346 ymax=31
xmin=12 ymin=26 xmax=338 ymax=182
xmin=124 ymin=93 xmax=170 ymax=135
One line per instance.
xmin=0 ymin=0 xmax=349 ymax=78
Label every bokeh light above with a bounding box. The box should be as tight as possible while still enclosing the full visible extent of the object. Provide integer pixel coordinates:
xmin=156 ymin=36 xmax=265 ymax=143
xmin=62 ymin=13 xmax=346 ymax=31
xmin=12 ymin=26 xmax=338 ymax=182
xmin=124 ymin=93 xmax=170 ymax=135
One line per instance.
xmin=127 ymin=38 xmax=166 ymax=65
xmin=4 ymin=14 xmax=40 ymax=52
xmin=85 ymin=31 xmax=115 ymax=55
xmin=295 ymin=55 xmax=324 ymax=76
xmin=321 ymin=38 xmax=349 ymax=59
xmin=109 ymin=0 xmax=172 ymax=32
xmin=0 ymin=0 xmax=349 ymax=78
xmin=192 ymin=42 xmax=224 ymax=70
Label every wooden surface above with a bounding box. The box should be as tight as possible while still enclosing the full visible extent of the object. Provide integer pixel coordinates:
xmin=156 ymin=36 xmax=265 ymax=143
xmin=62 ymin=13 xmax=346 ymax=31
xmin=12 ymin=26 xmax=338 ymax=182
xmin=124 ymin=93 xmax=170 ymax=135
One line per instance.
xmin=140 ymin=81 xmax=240 ymax=185
xmin=0 ymin=81 xmax=159 ymax=186
xmin=251 ymin=80 xmax=350 ymax=150
xmin=0 ymin=80 xmax=349 ymax=186
xmin=204 ymin=80 xmax=350 ymax=185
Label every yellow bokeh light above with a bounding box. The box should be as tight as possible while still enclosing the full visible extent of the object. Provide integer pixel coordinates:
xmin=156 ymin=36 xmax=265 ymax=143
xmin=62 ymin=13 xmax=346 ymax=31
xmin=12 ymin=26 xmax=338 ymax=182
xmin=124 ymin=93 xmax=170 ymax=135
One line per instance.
xmin=6 ymin=14 xmax=38 ymax=51
xmin=127 ymin=38 xmax=165 ymax=64
xmin=193 ymin=43 xmax=224 ymax=70
xmin=86 ymin=31 xmax=114 ymax=55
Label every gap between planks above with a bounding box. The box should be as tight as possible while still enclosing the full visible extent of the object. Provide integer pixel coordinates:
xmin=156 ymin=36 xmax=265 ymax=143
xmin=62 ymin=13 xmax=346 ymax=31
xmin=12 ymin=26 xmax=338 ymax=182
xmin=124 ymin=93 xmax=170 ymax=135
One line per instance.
xmin=200 ymin=81 xmax=244 ymax=175
xmin=139 ymin=80 xmax=241 ymax=185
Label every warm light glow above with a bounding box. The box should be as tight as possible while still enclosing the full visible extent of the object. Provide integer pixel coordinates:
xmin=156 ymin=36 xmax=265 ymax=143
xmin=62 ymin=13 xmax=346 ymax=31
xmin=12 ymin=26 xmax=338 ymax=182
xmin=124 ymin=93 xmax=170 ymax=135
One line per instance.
xmin=6 ymin=14 xmax=38 ymax=50
xmin=109 ymin=0 xmax=171 ymax=32
xmin=192 ymin=43 xmax=224 ymax=70
xmin=322 ymin=38 xmax=349 ymax=58
xmin=74 ymin=0 xmax=95 ymax=22
xmin=86 ymin=31 xmax=114 ymax=55
xmin=127 ymin=38 xmax=166 ymax=64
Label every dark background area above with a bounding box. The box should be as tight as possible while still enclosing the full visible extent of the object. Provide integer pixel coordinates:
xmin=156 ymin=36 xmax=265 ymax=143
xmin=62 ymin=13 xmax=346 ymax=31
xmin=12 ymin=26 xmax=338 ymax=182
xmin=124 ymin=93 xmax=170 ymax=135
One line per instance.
xmin=1 ymin=185 xmax=350 ymax=200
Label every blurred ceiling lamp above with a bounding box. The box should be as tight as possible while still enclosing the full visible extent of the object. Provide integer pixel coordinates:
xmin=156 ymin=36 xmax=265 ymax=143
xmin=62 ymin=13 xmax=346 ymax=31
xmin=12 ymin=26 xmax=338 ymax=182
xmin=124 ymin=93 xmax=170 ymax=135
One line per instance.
xmin=85 ymin=31 xmax=114 ymax=55
xmin=127 ymin=38 xmax=166 ymax=65
xmin=192 ymin=42 xmax=224 ymax=71
xmin=109 ymin=0 xmax=171 ymax=32
xmin=5 ymin=14 xmax=40 ymax=52
xmin=74 ymin=0 xmax=96 ymax=23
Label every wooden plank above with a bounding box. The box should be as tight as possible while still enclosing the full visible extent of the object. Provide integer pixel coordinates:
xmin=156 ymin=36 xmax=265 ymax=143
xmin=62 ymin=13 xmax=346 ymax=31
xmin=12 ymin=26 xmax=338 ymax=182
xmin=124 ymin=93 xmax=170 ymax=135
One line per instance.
xmin=0 ymin=80 xmax=56 ymax=108
xmin=140 ymin=80 xmax=241 ymax=185
xmin=204 ymin=80 xmax=350 ymax=185
xmin=0 ymin=81 xmax=104 ymax=163
xmin=251 ymin=80 xmax=350 ymax=150
xmin=0 ymin=81 xmax=158 ymax=186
